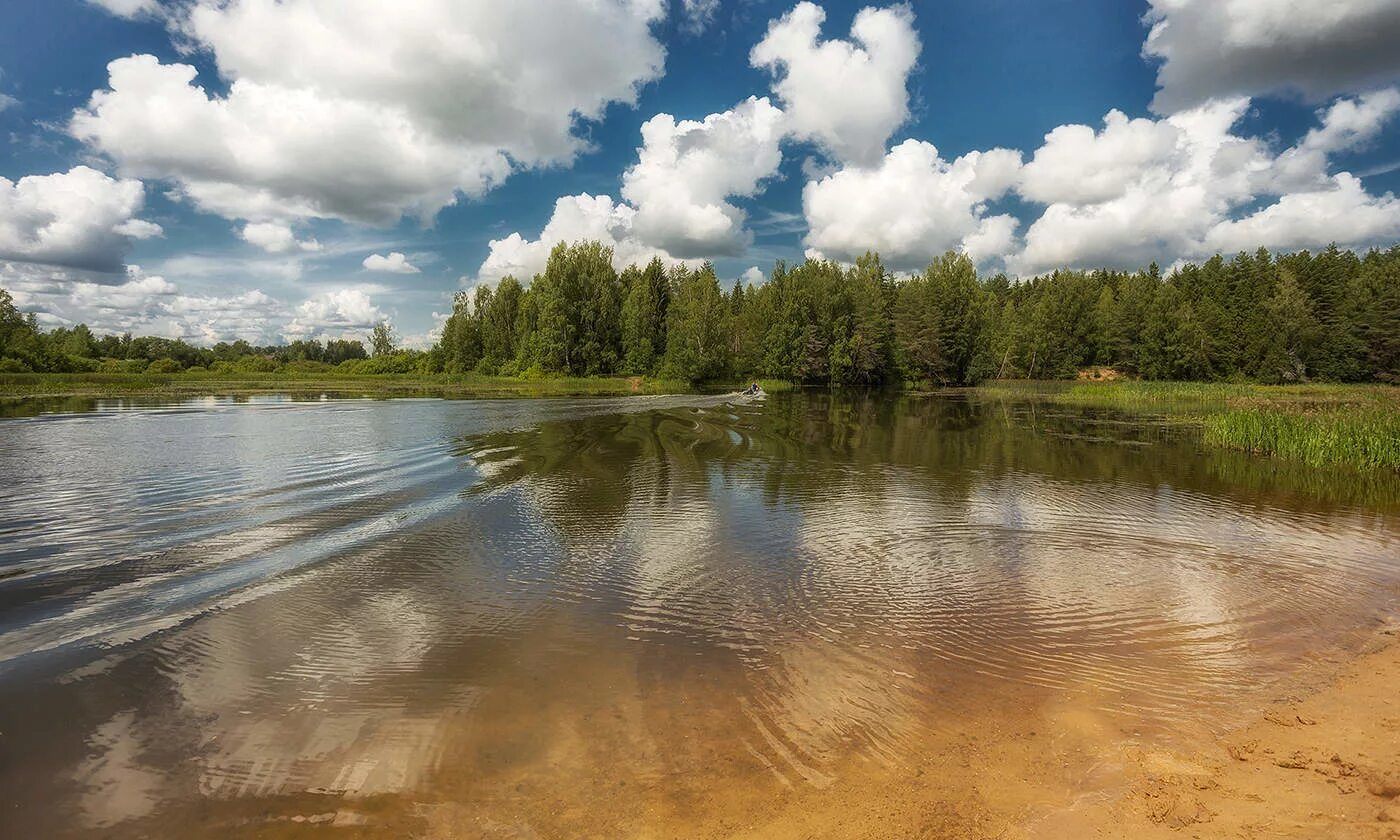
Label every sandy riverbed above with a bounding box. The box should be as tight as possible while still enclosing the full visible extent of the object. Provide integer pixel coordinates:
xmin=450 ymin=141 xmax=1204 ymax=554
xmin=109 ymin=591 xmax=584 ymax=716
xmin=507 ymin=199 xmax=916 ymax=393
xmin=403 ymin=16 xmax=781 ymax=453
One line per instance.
xmin=1036 ymin=622 xmax=1400 ymax=839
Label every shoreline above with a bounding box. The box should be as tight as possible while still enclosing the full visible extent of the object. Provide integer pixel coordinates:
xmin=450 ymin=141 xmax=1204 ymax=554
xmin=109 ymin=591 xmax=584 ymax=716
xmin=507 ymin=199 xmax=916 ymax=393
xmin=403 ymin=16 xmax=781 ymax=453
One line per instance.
xmin=0 ymin=372 xmax=799 ymax=403
xmin=0 ymin=372 xmax=679 ymax=402
xmin=1036 ymin=619 xmax=1400 ymax=838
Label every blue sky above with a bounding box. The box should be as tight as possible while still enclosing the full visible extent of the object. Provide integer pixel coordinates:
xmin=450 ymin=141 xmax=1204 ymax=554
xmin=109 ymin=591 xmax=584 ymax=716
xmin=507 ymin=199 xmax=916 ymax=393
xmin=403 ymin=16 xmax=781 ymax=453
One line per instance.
xmin=2 ymin=0 xmax=1399 ymax=346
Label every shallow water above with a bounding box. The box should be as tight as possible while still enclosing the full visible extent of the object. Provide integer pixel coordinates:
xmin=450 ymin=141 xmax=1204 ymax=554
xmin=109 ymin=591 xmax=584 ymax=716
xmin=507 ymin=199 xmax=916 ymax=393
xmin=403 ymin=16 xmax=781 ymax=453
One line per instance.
xmin=1 ymin=392 xmax=1398 ymax=837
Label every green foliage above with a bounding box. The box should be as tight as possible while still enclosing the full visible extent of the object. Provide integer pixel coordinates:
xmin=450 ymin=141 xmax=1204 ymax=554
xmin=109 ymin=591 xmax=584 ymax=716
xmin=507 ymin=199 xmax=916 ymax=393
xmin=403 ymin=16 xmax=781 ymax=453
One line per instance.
xmin=482 ymin=275 xmax=521 ymax=370
xmin=985 ymin=380 xmax=1400 ymax=473
xmin=458 ymin=240 xmax=1400 ymax=387
xmin=5 ymin=240 xmax=1400 ymax=388
xmin=370 ymin=321 xmax=397 ymax=357
xmin=662 ymin=264 xmax=730 ymax=382
xmin=893 ymin=252 xmax=989 ymax=385
xmin=1205 ymin=409 xmax=1400 ymax=471
xmin=440 ymin=290 xmax=482 ymax=373
xmin=146 ymin=357 xmax=183 ymax=373
xmin=338 ymin=353 xmax=420 ymax=375
xmin=110 ymin=358 xmax=150 ymax=373
xmin=518 ymin=241 xmax=624 ymax=375
xmin=277 ymin=359 xmax=332 ymax=374
xmin=234 ymin=355 xmax=277 ymax=373
xmin=621 ymin=258 xmax=669 ymax=374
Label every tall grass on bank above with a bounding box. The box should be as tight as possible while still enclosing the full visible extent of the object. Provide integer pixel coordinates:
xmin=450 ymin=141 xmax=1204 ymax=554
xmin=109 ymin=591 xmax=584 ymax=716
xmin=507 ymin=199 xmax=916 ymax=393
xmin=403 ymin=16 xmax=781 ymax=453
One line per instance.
xmin=1054 ymin=381 xmax=1235 ymax=413
xmin=1204 ymin=409 xmax=1400 ymax=472
xmin=978 ymin=380 xmax=1400 ymax=473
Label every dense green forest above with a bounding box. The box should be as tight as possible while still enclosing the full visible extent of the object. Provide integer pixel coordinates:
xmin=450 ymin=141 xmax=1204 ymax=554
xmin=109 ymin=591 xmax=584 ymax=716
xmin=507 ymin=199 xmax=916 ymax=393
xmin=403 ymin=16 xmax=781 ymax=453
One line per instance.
xmin=4 ymin=241 xmax=1400 ymax=385
xmin=438 ymin=241 xmax=1400 ymax=385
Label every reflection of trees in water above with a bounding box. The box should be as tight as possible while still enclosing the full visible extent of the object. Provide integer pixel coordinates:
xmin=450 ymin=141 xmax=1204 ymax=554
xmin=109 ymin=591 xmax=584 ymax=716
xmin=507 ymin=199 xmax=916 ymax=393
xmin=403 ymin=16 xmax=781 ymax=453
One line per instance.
xmin=441 ymin=392 xmax=1400 ymax=754
xmin=453 ymin=393 xmax=1397 ymax=539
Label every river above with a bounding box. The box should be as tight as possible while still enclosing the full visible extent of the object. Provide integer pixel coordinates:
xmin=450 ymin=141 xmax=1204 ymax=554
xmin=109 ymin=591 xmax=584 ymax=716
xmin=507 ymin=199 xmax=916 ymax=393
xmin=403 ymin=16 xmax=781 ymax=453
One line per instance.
xmin=1 ymin=392 xmax=1397 ymax=837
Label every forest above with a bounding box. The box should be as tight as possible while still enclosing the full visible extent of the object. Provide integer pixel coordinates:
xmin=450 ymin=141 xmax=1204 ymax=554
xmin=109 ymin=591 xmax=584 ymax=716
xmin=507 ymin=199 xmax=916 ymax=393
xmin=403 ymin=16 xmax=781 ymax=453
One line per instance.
xmin=438 ymin=241 xmax=1400 ymax=385
xmin=4 ymin=241 xmax=1399 ymax=386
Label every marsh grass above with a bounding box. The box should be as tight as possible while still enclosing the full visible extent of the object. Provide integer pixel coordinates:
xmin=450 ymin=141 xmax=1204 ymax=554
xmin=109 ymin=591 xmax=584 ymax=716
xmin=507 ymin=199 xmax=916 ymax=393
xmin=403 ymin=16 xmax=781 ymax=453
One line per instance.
xmin=1204 ymin=409 xmax=1400 ymax=471
xmin=979 ymin=380 xmax=1400 ymax=473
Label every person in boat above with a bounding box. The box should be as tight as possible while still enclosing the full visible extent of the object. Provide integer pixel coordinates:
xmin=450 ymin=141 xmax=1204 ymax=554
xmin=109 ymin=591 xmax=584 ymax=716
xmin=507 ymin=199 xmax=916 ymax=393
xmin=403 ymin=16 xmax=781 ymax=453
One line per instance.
xmin=746 ymin=382 xmax=760 ymax=395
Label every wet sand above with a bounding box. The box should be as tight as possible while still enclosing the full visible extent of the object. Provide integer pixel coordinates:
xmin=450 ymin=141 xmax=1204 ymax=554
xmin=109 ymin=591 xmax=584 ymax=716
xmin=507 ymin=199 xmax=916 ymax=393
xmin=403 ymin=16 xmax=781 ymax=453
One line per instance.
xmin=79 ymin=622 xmax=1400 ymax=840
xmin=1046 ymin=620 xmax=1400 ymax=840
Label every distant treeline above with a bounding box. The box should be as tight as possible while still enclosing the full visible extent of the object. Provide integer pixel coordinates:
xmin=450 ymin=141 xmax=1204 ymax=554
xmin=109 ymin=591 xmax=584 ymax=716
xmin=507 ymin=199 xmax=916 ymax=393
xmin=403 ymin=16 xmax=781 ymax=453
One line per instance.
xmin=0 ymin=290 xmax=374 ymax=375
xmin=440 ymin=241 xmax=1400 ymax=385
xmin=4 ymin=241 xmax=1399 ymax=384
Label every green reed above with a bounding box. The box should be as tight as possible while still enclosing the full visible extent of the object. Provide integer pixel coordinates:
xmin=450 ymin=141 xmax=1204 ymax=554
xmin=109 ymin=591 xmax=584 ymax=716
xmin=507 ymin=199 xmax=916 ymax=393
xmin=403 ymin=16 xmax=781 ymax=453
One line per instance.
xmin=978 ymin=380 xmax=1400 ymax=473
xmin=1204 ymin=408 xmax=1400 ymax=472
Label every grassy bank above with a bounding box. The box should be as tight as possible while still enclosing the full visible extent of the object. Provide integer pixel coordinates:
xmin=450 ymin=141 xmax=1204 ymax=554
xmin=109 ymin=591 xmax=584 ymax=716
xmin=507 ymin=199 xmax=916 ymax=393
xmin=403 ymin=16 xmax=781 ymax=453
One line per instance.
xmin=0 ymin=371 xmax=800 ymax=402
xmin=979 ymin=380 xmax=1400 ymax=472
xmin=0 ymin=371 xmax=695 ymax=401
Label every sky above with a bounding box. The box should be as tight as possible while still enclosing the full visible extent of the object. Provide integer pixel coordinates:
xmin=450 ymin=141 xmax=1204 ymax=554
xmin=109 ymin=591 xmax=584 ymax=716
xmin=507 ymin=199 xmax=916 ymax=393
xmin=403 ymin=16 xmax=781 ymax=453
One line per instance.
xmin=2 ymin=0 xmax=1400 ymax=348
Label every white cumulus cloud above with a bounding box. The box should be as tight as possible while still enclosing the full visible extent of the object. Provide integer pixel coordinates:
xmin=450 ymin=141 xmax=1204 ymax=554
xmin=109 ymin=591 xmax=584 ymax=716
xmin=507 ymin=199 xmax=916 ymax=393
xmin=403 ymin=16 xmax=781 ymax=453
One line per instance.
xmin=73 ymin=0 xmax=668 ymax=226
xmin=7 ymin=259 xmax=397 ymax=345
xmin=801 ymin=139 xmax=1022 ymax=270
xmin=71 ymin=56 xmax=512 ymax=226
xmin=284 ymin=288 xmax=386 ymax=340
xmin=1011 ymin=92 xmax=1400 ymax=275
xmin=362 ymin=252 xmax=419 ymax=274
xmin=479 ymin=94 xmax=789 ymax=281
xmin=751 ymin=1 xmax=919 ymax=166
xmin=622 ymin=96 xmax=786 ymax=258
xmin=239 ymin=222 xmax=321 ymax=254
xmin=4 ymin=262 xmax=284 ymax=344
xmin=0 ymin=166 xmax=162 ymax=272
xmin=1204 ymin=173 xmax=1400 ymax=254
xmin=477 ymin=194 xmax=694 ymax=284
xmin=1144 ymin=0 xmax=1400 ymax=113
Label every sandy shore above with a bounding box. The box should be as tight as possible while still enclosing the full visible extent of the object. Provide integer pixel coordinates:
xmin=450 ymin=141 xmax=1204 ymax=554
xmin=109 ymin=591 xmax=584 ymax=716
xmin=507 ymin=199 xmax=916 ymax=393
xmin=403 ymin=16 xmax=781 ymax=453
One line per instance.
xmin=60 ymin=623 xmax=1400 ymax=839
xmin=1036 ymin=622 xmax=1400 ymax=839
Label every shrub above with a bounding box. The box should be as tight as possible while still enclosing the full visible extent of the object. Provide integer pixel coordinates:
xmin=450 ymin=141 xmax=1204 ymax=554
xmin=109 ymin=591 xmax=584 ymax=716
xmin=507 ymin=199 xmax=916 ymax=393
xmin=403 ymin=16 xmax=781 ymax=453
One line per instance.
xmin=64 ymin=354 xmax=101 ymax=373
xmin=234 ymin=355 xmax=277 ymax=373
xmin=278 ymin=359 xmax=332 ymax=374
xmin=475 ymin=357 xmax=501 ymax=376
xmin=357 ymin=353 xmax=418 ymax=374
xmin=146 ymin=357 xmax=183 ymax=374
xmin=0 ymin=357 xmax=31 ymax=373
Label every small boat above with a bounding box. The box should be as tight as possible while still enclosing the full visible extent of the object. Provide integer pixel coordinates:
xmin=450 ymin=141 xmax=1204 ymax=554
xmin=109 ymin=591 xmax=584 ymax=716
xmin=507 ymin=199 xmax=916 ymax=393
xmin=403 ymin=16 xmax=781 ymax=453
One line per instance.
xmin=737 ymin=383 xmax=766 ymax=398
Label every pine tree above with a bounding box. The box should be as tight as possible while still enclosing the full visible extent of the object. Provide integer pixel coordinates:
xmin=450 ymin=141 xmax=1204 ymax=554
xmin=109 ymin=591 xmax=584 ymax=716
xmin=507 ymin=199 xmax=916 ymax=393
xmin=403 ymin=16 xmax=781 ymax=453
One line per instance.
xmin=1257 ymin=270 xmax=1318 ymax=382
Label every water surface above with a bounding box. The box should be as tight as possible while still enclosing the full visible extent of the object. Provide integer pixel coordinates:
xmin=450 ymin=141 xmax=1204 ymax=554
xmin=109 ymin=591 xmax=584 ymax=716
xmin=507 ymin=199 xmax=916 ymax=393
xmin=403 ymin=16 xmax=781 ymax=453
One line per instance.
xmin=1 ymin=392 xmax=1397 ymax=837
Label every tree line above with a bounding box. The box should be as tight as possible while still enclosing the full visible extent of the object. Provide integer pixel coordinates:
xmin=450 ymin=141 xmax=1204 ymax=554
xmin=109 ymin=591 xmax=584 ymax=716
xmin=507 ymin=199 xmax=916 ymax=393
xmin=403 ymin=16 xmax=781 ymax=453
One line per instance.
xmin=0 ymin=289 xmax=371 ymax=374
xmin=439 ymin=240 xmax=1400 ymax=385
xmin=4 ymin=239 xmax=1399 ymax=384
